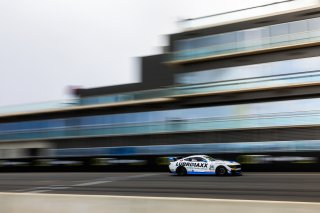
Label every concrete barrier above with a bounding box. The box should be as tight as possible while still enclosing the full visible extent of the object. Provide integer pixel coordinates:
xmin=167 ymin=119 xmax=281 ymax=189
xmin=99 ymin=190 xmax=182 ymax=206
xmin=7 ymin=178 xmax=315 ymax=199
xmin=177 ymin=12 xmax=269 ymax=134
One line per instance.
xmin=0 ymin=192 xmax=319 ymax=213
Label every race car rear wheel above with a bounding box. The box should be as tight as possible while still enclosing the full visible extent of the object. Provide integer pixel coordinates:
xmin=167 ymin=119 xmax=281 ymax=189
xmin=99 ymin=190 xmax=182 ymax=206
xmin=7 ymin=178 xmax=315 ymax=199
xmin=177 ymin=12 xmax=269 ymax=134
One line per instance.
xmin=216 ymin=166 xmax=227 ymax=176
xmin=176 ymin=166 xmax=187 ymax=176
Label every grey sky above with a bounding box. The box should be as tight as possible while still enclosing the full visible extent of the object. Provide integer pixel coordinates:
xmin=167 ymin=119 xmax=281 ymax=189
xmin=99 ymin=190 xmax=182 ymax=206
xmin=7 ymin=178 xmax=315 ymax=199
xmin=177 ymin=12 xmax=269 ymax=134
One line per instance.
xmin=0 ymin=0 xmax=294 ymax=106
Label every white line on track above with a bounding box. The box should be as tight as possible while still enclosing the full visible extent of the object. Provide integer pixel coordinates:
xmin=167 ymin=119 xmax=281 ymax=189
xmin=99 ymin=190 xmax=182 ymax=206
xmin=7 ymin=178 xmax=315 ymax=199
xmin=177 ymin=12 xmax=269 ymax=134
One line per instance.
xmin=22 ymin=186 xmax=72 ymax=193
xmin=14 ymin=173 xmax=158 ymax=194
xmin=72 ymin=180 xmax=112 ymax=187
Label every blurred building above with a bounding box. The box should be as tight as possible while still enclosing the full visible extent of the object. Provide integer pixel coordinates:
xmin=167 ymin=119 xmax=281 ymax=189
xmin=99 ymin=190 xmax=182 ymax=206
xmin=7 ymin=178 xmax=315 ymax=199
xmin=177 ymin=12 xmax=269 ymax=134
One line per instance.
xmin=1 ymin=1 xmax=320 ymax=169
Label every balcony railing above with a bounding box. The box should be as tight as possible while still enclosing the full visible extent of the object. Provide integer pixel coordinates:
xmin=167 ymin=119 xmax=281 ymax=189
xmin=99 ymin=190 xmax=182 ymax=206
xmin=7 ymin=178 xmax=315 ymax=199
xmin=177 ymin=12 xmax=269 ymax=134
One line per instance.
xmin=0 ymin=88 xmax=172 ymax=116
xmin=52 ymin=140 xmax=320 ymax=157
xmin=174 ymin=70 xmax=320 ymax=97
xmin=179 ymin=0 xmax=318 ymax=31
xmin=79 ymin=88 xmax=173 ymax=105
xmin=1 ymin=109 xmax=320 ymax=142
xmin=0 ymin=100 xmax=78 ymax=116
xmin=171 ymin=28 xmax=320 ymax=63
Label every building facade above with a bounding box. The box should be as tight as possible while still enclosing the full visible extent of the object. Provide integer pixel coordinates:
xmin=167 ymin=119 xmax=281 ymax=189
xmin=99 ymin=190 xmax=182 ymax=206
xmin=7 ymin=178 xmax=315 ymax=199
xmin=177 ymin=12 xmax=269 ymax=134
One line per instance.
xmin=1 ymin=3 xmax=320 ymax=170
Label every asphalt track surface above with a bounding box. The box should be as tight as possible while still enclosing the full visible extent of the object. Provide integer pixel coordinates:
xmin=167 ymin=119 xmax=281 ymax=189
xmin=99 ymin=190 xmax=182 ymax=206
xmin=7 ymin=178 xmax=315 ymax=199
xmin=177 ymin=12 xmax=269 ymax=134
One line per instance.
xmin=0 ymin=172 xmax=319 ymax=202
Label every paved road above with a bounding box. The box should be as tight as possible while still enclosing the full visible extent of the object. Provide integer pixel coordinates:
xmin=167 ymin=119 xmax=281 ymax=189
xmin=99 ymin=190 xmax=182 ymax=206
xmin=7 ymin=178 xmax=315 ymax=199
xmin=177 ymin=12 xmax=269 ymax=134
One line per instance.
xmin=0 ymin=172 xmax=319 ymax=202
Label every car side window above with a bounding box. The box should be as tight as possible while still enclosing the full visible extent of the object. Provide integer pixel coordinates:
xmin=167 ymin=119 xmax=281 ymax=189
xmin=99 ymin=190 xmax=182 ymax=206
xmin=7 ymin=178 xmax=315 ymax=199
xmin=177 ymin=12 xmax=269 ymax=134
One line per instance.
xmin=194 ymin=157 xmax=207 ymax=162
xmin=184 ymin=157 xmax=208 ymax=162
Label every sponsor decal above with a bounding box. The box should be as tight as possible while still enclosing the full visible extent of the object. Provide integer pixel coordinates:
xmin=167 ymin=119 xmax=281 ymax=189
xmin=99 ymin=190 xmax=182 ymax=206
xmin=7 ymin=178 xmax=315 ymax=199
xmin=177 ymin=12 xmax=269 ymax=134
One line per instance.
xmin=176 ymin=162 xmax=208 ymax=168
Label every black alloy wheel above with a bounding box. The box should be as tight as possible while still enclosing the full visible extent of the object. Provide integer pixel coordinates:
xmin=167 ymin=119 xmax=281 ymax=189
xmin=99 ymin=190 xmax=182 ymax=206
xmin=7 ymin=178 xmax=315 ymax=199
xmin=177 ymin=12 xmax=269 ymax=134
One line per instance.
xmin=176 ymin=166 xmax=187 ymax=176
xmin=216 ymin=166 xmax=227 ymax=176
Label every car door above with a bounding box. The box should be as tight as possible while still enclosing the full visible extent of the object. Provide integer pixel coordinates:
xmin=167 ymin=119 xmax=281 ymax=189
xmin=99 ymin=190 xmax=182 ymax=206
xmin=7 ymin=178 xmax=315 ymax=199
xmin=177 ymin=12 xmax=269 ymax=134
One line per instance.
xmin=191 ymin=157 xmax=209 ymax=173
xmin=182 ymin=157 xmax=194 ymax=172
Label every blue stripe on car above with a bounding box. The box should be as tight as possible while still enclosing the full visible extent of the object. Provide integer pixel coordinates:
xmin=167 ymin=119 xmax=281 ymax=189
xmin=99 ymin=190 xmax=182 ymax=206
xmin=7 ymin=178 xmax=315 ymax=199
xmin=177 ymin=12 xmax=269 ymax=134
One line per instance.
xmin=187 ymin=171 xmax=215 ymax=175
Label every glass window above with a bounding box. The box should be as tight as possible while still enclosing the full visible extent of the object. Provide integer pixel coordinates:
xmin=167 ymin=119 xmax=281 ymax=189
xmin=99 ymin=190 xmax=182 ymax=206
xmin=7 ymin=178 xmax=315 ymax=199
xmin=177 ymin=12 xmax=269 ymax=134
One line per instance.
xmin=179 ymin=72 xmax=198 ymax=84
xmin=190 ymin=158 xmax=198 ymax=162
xmin=105 ymin=115 xmax=113 ymax=124
xmin=305 ymin=56 xmax=320 ymax=71
xmin=175 ymin=40 xmax=190 ymax=51
xmin=120 ymin=114 xmax=130 ymax=124
xmin=0 ymin=124 xmax=6 ymax=132
xmin=236 ymin=30 xmax=246 ymax=42
xmin=308 ymin=17 xmax=320 ymax=31
xmin=174 ymin=16 xmax=320 ymax=58
xmin=219 ymin=32 xmax=236 ymax=44
xmin=152 ymin=111 xmax=166 ymax=122
xmin=207 ymin=68 xmax=225 ymax=82
xmin=80 ymin=117 xmax=92 ymax=126
xmin=191 ymin=157 xmax=207 ymax=162
xmin=188 ymin=107 xmax=211 ymax=119
xmin=237 ymin=27 xmax=270 ymax=50
xmin=109 ymin=114 xmax=117 ymax=124
xmin=271 ymin=23 xmax=289 ymax=36
xmin=175 ymin=56 xmax=320 ymax=85
xmin=187 ymin=38 xmax=200 ymax=50
xmin=194 ymin=37 xmax=211 ymax=49
xmin=66 ymin=118 xmax=80 ymax=127
xmin=130 ymin=112 xmax=148 ymax=123
xmin=49 ymin=119 xmax=64 ymax=128
xmin=207 ymin=34 xmax=221 ymax=46
xmin=3 ymin=97 xmax=320 ymax=140
xmin=289 ymin=58 xmax=308 ymax=74
xmin=205 ymin=156 xmax=215 ymax=161
xmin=269 ymin=59 xmax=292 ymax=75
xmin=197 ymin=70 xmax=211 ymax=83
xmin=114 ymin=114 xmax=130 ymax=124
xmin=289 ymin=20 xmax=308 ymax=34
xmin=238 ymin=27 xmax=269 ymax=42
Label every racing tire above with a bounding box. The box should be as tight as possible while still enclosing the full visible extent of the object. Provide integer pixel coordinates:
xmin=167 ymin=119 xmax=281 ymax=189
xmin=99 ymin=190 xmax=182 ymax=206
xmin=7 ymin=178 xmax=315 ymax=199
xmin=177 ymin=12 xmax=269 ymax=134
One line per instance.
xmin=176 ymin=166 xmax=187 ymax=176
xmin=216 ymin=166 xmax=227 ymax=176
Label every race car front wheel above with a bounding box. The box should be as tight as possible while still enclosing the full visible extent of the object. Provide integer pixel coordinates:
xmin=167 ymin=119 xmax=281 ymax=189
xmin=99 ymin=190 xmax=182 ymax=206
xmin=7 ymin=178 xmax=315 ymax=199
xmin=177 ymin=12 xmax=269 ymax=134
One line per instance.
xmin=176 ymin=166 xmax=187 ymax=176
xmin=216 ymin=166 xmax=227 ymax=176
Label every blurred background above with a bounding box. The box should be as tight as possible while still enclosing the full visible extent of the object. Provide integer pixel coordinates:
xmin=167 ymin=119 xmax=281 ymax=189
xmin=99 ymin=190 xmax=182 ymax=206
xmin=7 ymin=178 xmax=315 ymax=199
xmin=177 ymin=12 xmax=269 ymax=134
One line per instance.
xmin=1 ymin=0 xmax=320 ymax=173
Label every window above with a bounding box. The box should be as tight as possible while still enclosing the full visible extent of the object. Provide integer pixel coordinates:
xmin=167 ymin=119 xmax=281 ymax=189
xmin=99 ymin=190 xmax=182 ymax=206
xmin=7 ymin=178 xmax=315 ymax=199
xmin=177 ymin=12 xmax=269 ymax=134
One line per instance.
xmin=271 ymin=23 xmax=289 ymax=36
xmin=289 ymin=20 xmax=308 ymax=34
xmin=308 ymin=17 xmax=320 ymax=31
xmin=220 ymin=32 xmax=236 ymax=44
xmin=205 ymin=156 xmax=215 ymax=161
xmin=175 ymin=56 xmax=320 ymax=85
xmin=191 ymin=157 xmax=207 ymax=162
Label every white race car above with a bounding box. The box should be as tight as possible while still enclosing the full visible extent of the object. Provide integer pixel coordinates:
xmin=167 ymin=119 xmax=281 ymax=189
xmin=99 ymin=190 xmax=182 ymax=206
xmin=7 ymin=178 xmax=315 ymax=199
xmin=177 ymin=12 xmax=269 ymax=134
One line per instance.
xmin=169 ymin=155 xmax=242 ymax=176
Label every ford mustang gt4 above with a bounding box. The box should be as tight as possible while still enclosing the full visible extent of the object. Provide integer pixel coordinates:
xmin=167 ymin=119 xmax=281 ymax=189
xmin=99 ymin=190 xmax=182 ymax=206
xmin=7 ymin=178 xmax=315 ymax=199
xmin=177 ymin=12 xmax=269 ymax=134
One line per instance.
xmin=169 ymin=155 xmax=242 ymax=176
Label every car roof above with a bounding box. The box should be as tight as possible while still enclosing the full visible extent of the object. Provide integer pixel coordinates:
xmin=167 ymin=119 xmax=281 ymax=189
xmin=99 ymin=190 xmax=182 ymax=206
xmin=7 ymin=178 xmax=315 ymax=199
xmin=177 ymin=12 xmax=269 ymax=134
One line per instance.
xmin=184 ymin=155 xmax=210 ymax=158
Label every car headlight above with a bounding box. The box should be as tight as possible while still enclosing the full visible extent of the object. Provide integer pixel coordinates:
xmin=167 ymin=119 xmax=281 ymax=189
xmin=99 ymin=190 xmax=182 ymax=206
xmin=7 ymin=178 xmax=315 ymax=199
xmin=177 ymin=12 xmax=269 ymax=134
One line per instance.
xmin=228 ymin=165 xmax=237 ymax=169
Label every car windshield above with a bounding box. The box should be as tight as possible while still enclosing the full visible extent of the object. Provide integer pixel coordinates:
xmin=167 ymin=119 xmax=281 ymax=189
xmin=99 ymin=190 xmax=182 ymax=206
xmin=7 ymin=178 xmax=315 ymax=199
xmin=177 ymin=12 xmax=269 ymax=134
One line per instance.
xmin=204 ymin=156 xmax=215 ymax=161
